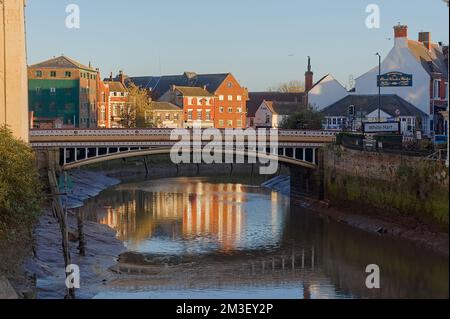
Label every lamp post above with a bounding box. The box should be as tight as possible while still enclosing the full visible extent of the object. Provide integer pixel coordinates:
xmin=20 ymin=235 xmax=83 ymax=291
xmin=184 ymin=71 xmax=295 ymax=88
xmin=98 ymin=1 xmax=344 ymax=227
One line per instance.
xmin=376 ymin=53 xmax=382 ymax=122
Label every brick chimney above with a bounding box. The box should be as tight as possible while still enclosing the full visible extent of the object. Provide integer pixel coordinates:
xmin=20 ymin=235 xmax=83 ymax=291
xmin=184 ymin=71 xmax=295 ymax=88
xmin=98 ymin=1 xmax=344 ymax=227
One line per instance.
xmin=393 ymin=24 xmax=408 ymax=48
xmin=305 ymin=56 xmax=314 ymax=92
xmin=394 ymin=24 xmax=408 ymax=38
xmin=118 ymin=70 xmax=125 ymax=85
xmin=419 ymin=32 xmax=432 ymax=50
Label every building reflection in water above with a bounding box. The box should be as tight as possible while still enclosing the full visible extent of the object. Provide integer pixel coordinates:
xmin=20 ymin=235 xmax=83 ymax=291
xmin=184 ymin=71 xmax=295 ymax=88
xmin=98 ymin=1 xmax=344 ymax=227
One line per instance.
xmin=97 ymin=182 xmax=253 ymax=252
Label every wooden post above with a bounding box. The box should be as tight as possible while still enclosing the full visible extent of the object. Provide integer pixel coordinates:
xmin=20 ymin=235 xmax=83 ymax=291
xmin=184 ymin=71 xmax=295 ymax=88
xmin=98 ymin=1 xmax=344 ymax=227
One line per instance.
xmin=143 ymin=156 xmax=149 ymax=177
xmin=48 ymin=169 xmax=75 ymax=299
xmin=77 ymin=210 xmax=86 ymax=256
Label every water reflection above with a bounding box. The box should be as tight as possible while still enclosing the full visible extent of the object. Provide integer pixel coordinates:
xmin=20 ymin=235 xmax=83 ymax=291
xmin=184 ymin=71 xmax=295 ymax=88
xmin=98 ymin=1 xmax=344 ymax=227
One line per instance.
xmin=81 ymin=176 xmax=449 ymax=299
xmin=85 ymin=178 xmax=288 ymax=254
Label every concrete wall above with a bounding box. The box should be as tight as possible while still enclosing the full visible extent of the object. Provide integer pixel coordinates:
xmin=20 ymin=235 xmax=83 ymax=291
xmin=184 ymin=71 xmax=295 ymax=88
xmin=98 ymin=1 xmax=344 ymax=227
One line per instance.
xmin=324 ymin=146 xmax=449 ymax=226
xmin=0 ymin=0 xmax=29 ymax=142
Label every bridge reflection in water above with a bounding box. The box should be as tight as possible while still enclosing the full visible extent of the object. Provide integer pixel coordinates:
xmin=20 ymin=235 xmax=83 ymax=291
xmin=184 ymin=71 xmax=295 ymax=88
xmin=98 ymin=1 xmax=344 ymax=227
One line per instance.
xmin=81 ymin=177 xmax=449 ymax=299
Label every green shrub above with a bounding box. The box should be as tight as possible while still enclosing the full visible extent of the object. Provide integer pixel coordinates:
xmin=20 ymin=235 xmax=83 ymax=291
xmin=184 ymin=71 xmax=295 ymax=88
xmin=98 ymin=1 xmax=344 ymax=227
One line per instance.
xmin=0 ymin=126 xmax=42 ymax=239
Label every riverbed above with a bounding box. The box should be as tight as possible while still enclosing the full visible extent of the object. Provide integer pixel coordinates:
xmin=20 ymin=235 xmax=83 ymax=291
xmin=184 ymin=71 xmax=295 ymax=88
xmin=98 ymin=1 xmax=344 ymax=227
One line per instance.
xmin=77 ymin=175 xmax=448 ymax=299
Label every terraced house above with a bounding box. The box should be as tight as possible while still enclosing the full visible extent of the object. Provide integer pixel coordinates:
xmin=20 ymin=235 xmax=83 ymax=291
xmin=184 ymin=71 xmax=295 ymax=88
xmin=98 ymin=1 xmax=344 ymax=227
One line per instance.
xmin=159 ymin=85 xmax=215 ymax=128
xmin=126 ymin=72 xmax=249 ymax=128
xmin=28 ymin=56 xmax=100 ymax=128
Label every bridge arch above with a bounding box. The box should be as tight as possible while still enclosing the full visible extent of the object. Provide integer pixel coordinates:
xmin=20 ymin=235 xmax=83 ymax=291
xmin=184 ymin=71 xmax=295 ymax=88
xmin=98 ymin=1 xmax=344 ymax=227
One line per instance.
xmin=61 ymin=147 xmax=318 ymax=171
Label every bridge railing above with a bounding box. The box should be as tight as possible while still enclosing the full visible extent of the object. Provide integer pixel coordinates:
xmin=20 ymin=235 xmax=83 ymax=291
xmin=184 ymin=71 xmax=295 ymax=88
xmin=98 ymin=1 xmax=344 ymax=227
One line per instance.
xmin=30 ymin=128 xmax=339 ymax=138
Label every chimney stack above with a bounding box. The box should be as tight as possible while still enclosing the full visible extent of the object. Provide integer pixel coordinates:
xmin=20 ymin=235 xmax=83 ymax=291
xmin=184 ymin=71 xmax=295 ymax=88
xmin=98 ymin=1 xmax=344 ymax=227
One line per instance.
xmin=118 ymin=70 xmax=125 ymax=85
xmin=305 ymin=56 xmax=314 ymax=92
xmin=419 ymin=32 xmax=432 ymax=50
xmin=393 ymin=24 xmax=408 ymax=48
xmin=109 ymin=72 xmax=113 ymax=81
xmin=394 ymin=24 xmax=408 ymax=38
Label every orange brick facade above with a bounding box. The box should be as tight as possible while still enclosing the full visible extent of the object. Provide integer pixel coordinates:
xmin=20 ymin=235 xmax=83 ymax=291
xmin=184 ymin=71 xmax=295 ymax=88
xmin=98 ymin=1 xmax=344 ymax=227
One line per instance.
xmin=213 ymin=74 xmax=248 ymax=129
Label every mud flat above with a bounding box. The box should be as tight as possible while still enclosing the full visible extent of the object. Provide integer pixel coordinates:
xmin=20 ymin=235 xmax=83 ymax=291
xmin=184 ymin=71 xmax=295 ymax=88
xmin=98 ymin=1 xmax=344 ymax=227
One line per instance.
xmin=23 ymin=170 xmax=126 ymax=299
xmin=263 ymin=175 xmax=449 ymax=256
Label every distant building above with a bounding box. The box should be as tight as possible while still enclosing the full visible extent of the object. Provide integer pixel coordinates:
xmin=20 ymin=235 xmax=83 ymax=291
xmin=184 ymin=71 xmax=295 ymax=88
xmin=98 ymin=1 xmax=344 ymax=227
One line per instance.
xmin=308 ymin=74 xmax=349 ymax=111
xmin=254 ymin=101 xmax=305 ymax=128
xmin=321 ymin=94 xmax=428 ymax=136
xmin=355 ymin=25 xmax=448 ymax=136
xmin=151 ymin=102 xmax=184 ymax=128
xmin=97 ymin=76 xmax=110 ymax=128
xmin=247 ymin=92 xmax=306 ymax=128
xmin=126 ymin=72 xmax=248 ymax=128
xmin=28 ymin=56 xmax=100 ymax=128
xmin=159 ymin=85 xmax=215 ymax=128
xmin=104 ymin=72 xmax=132 ymax=128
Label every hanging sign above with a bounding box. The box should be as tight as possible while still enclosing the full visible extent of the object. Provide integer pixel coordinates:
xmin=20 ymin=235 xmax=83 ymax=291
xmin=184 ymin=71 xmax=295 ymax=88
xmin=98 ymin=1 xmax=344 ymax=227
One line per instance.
xmin=378 ymin=72 xmax=413 ymax=87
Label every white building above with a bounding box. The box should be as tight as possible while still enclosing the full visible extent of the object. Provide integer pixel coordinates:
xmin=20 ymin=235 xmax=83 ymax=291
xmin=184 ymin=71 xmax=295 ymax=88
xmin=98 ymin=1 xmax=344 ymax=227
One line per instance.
xmin=308 ymin=74 xmax=349 ymax=111
xmin=322 ymin=94 xmax=428 ymax=136
xmin=355 ymin=25 xmax=448 ymax=136
xmin=254 ymin=101 xmax=304 ymax=128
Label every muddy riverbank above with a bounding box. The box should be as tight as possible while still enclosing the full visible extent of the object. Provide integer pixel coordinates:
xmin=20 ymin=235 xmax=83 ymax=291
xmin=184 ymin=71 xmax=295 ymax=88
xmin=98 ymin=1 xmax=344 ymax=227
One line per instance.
xmin=22 ymin=170 xmax=125 ymax=299
xmin=263 ymin=175 xmax=449 ymax=256
xmin=14 ymin=161 xmax=448 ymax=299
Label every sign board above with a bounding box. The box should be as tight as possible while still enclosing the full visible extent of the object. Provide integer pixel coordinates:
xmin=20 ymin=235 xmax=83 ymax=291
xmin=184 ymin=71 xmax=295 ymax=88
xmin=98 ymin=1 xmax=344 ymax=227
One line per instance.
xmin=377 ymin=72 xmax=413 ymax=87
xmin=363 ymin=122 xmax=400 ymax=134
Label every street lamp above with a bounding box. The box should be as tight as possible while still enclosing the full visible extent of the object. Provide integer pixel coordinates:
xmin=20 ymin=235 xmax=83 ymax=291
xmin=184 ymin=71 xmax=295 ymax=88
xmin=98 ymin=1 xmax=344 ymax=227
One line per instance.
xmin=376 ymin=53 xmax=382 ymax=122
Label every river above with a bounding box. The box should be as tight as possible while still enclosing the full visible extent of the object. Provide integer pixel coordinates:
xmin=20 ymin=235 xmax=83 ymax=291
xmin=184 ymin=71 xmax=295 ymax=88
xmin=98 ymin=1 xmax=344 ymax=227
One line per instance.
xmin=78 ymin=175 xmax=448 ymax=299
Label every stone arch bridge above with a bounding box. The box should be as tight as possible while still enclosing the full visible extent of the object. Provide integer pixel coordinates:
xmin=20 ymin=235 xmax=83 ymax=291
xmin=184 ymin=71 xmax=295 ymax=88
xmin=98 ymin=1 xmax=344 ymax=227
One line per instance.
xmin=30 ymin=129 xmax=337 ymax=199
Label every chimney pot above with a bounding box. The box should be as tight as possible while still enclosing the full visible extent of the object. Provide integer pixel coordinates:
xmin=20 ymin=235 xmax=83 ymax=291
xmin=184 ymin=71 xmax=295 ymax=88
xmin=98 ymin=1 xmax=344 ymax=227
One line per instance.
xmin=394 ymin=24 xmax=408 ymax=38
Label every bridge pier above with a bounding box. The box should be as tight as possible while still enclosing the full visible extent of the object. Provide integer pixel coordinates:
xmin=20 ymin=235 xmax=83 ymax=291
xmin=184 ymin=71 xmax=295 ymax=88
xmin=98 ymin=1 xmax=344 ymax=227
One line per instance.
xmin=35 ymin=148 xmax=61 ymax=173
xmin=289 ymin=149 xmax=324 ymax=201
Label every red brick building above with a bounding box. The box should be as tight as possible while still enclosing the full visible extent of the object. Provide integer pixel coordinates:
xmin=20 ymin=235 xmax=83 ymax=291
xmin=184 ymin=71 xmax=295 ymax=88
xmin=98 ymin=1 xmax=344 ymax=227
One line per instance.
xmin=97 ymin=72 xmax=110 ymax=128
xmin=127 ymin=72 xmax=248 ymax=129
xmin=160 ymin=85 xmax=215 ymax=128
xmin=104 ymin=72 xmax=132 ymax=128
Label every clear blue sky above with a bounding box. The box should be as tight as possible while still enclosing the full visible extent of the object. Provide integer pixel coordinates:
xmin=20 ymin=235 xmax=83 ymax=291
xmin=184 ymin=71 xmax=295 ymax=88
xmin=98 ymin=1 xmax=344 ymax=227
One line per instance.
xmin=26 ymin=0 xmax=449 ymax=91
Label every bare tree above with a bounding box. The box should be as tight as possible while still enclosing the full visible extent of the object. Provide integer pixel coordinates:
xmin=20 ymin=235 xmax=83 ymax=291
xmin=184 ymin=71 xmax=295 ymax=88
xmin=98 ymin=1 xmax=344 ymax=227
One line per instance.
xmin=268 ymin=80 xmax=305 ymax=93
xmin=124 ymin=84 xmax=156 ymax=128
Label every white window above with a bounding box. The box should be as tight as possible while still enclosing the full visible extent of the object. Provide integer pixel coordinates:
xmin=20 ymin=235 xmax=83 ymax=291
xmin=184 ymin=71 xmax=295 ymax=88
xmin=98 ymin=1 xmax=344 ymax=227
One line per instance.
xmin=237 ymin=120 xmax=242 ymax=127
xmin=227 ymin=120 xmax=233 ymax=127
xmin=219 ymin=95 xmax=224 ymax=101
xmin=237 ymin=95 xmax=242 ymax=101
xmin=228 ymin=95 xmax=233 ymax=101
xmin=434 ymin=80 xmax=441 ymax=99
xmin=236 ymin=107 xmax=242 ymax=113
xmin=50 ymin=88 xmax=56 ymax=93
